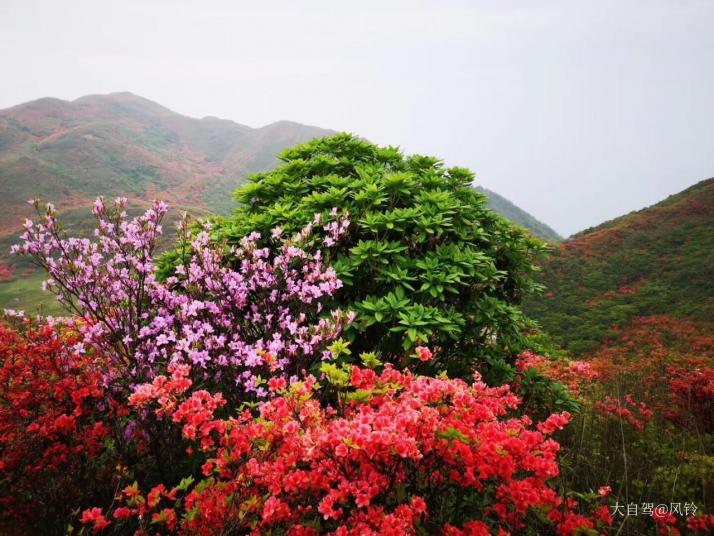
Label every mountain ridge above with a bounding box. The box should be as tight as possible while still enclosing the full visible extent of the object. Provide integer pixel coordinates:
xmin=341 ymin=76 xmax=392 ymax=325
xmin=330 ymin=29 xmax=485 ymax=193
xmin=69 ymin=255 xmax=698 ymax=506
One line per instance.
xmin=0 ymin=92 xmax=335 ymax=234
xmin=0 ymin=92 xmax=561 ymax=238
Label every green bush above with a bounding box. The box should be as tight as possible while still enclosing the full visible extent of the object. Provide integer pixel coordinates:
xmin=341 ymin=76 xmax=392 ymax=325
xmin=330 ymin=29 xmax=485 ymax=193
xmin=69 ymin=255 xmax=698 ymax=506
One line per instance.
xmin=197 ymin=134 xmax=545 ymax=380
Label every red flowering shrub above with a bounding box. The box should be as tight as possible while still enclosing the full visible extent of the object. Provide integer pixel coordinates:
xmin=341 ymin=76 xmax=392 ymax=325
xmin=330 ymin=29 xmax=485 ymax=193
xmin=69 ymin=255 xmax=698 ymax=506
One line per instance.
xmin=583 ymin=316 xmax=714 ymax=436
xmin=667 ymin=363 xmax=714 ymax=433
xmin=593 ymin=394 xmax=654 ymax=431
xmin=516 ymin=351 xmax=598 ymax=399
xmin=550 ymin=316 xmax=714 ymax=535
xmin=510 ymin=351 xmax=593 ymax=422
xmin=89 ymin=361 xmax=611 ymax=535
xmin=0 ymin=320 xmax=120 ymax=534
xmin=687 ymin=514 xmax=714 ymax=533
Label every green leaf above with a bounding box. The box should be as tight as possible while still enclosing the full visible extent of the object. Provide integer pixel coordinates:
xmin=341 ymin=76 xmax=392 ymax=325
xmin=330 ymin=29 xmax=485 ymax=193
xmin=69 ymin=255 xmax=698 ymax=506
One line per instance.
xmin=175 ymin=475 xmax=195 ymax=492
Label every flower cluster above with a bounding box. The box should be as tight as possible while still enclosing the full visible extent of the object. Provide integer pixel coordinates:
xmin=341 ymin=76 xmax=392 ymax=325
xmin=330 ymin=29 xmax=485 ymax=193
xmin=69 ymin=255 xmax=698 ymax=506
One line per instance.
xmin=667 ymin=363 xmax=714 ymax=433
xmin=593 ymin=394 xmax=654 ymax=431
xmin=516 ymin=351 xmax=598 ymax=397
xmin=321 ymin=208 xmax=350 ymax=247
xmin=14 ymin=198 xmax=351 ymax=400
xmin=91 ymin=361 xmax=612 ymax=535
xmin=687 ymin=514 xmax=714 ymax=533
xmin=0 ymin=320 xmax=119 ymax=534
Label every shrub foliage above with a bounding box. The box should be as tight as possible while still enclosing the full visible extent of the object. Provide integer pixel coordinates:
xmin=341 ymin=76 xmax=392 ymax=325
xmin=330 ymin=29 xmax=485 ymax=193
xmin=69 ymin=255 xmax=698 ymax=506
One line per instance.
xmin=206 ymin=133 xmax=544 ymax=380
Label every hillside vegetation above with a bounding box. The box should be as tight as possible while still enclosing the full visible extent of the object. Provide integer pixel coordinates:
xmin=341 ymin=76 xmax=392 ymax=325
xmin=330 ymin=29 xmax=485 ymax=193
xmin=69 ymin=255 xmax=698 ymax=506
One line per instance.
xmin=0 ymin=92 xmax=332 ymax=234
xmin=475 ymin=186 xmax=561 ymax=242
xmin=525 ymin=177 xmax=714 ymax=355
xmin=208 ymin=134 xmax=544 ymax=382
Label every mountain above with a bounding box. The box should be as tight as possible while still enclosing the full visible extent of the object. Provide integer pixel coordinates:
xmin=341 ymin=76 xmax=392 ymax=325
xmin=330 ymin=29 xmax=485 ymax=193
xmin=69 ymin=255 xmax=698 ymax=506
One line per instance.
xmin=474 ymin=186 xmax=561 ymax=242
xmin=525 ymin=177 xmax=714 ymax=355
xmin=0 ymin=92 xmax=334 ymax=232
xmin=0 ymin=92 xmax=335 ymax=311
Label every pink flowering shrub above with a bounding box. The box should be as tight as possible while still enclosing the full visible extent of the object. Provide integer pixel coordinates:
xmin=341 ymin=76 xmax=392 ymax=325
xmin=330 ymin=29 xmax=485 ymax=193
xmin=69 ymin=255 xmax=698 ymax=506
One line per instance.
xmin=14 ymin=198 xmax=351 ymax=401
xmin=85 ymin=361 xmax=613 ymax=535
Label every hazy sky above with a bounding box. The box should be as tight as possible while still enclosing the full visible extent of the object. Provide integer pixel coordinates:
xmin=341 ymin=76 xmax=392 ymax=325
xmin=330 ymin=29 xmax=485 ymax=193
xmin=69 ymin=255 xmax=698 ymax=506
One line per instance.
xmin=1 ymin=0 xmax=713 ymax=236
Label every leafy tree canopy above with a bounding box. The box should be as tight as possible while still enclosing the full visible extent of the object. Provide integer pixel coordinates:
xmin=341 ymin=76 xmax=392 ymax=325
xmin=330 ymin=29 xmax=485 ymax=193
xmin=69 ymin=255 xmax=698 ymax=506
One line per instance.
xmin=191 ymin=134 xmax=545 ymax=381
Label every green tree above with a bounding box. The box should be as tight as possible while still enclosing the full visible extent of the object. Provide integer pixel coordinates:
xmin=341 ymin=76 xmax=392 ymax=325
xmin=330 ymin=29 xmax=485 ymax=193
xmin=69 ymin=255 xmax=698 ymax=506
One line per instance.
xmin=197 ymin=134 xmax=544 ymax=381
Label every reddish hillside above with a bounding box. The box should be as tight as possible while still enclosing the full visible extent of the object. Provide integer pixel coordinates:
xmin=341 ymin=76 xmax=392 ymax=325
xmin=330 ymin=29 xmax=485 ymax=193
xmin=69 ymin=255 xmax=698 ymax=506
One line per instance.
xmin=0 ymin=92 xmax=333 ymax=235
xmin=525 ymin=177 xmax=714 ymax=355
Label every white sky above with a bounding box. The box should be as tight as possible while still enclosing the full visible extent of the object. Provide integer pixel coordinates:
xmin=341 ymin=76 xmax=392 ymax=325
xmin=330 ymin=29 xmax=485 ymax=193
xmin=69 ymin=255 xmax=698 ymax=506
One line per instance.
xmin=1 ymin=0 xmax=713 ymax=236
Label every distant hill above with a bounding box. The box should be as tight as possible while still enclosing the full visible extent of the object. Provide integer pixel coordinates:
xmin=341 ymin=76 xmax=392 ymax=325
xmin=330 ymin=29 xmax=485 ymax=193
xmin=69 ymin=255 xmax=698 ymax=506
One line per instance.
xmin=474 ymin=186 xmax=561 ymax=242
xmin=0 ymin=92 xmax=334 ymax=233
xmin=525 ymin=178 xmax=714 ymax=354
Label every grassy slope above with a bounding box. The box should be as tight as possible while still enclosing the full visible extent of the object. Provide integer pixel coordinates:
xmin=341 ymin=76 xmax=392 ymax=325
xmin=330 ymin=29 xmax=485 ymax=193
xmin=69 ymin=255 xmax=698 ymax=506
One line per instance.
xmin=0 ymin=272 xmax=63 ymax=316
xmin=525 ymin=177 xmax=714 ymax=355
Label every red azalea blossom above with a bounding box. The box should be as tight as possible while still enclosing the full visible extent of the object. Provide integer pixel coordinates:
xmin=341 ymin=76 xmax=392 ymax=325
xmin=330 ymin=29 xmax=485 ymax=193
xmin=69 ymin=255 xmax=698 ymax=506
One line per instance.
xmin=81 ymin=507 xmax=110 ymax=532
xmin=415 ymin=346 xmax=433 ymax=362
xmin=100 ymin=362 xmax=612 ymax=534
xmin=0 ymin=322 xmax=119 ymax=534
xmin=597 ymin=485 xmax=611 ymax=497
xmin=687 ymin=514 xmax=714 ymax=532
